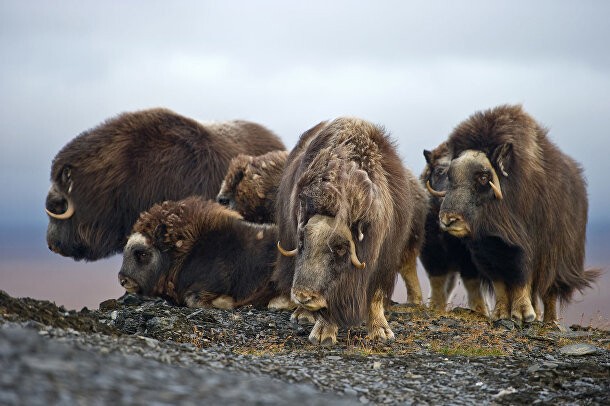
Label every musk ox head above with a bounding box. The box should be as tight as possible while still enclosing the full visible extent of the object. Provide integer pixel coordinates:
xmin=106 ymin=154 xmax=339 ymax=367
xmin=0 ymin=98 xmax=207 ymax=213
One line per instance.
xmin=118 ymin=232 xmax=170 ymax=295
xmin=422 ymin=142 xmax=451 ymax=201
xmin=436 ymin=145 xmax=510 ymax=238
xmin=216 ymin=150 xmax=288 ymax=223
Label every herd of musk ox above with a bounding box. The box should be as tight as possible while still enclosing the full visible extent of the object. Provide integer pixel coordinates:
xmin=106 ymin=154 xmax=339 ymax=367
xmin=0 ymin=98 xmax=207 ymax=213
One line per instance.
xmin=45 ymin=104 xmax=600 ymax=345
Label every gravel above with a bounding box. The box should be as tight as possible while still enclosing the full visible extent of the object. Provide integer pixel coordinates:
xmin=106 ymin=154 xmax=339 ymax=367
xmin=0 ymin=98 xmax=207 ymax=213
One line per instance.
xmin=0 ymin=291 xmax=608 ymax=405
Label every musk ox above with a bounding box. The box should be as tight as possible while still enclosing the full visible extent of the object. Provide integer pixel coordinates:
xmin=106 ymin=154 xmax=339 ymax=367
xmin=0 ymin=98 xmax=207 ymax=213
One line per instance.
xmin=45 ymin=108 xmax=285 ymax=261
xmin=274 ymin=118 xmax=428 ymax=345
xmin=118 ymin=196 xmax=279 ymax=308
xmin=216 ymin=150 xmax=289 ymax=223
xmin=429 ymin=104 xmax=600 ymax=323
xmin=420 ymin=142 xmax=488 ymax=315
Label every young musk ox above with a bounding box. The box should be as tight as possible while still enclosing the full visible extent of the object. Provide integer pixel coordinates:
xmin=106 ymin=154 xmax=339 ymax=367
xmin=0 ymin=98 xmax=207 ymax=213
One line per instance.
xmin=429 ymin=104 xmax=600 ymax=323
xmin=420 ymin=142 xmax=489 ymax=315
xmin=45 ymin=108 xmax=284 ymax=261
xmin=118 ymin=196 xmax=279 ymax=308
xmin=274 ymin=118 xmax=428 ymax=345
xmin=216 ymin=150 xmax=289 ymax=223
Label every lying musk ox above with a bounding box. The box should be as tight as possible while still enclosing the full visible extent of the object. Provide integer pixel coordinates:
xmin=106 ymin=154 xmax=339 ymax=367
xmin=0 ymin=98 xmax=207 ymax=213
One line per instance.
xmin=216 ymin=150 xmax=289 ymax=223
xmin=45 ymin=108 xmax=285 ymax=261
xmin=274 ymin=118 xmax=428 ymax=345
xmin=429 ymin=104 xmax=600 ymax=322
xmin=118 ymin=196 xmax=279 ymax=308
xmin=420 ymin=142 xmax=488 ymax=315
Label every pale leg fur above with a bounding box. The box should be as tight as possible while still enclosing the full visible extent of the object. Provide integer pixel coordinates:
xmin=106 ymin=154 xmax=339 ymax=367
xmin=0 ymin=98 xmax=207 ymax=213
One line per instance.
xmin=366 ymin=290 xmax=395 ymax=341
xmin=308 ymin=317 xmax=338 ymax=346
xmin=463 ymin=278 xmax=489 ymax=316
xmin=542 ymin=291 xmax=558 ymax=324
xmin=399 ymin=249 xmax=423 ymax=304
xmin=290 ymin=306 xmax=316 ymax=325
xmin=211 ymin=295 xmax=235 ymax=310
xmin=492 ymin=280 xmax=510 ymax=320
xmin=428 ymin=274 xmax=451 ymax=311
xmin=267 ymin=294 xmax=297 ymax=310
xmin=510 ymin=283 xmax=536 ymax=322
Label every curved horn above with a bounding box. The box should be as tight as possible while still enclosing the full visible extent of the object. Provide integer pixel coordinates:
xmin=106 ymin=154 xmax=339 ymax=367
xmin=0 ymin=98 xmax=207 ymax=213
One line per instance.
xmin=45 ymin=198 xmax=75 ymax=220
xmin=489 ymin=167 xmax=503 ymax=200
xmin=426 ymin=180 xmax=447 ymax=198
xmin=277 ymin=241 xmax=298 ymax=257
xmin=349 ymin=240 xmax=366 ymax=270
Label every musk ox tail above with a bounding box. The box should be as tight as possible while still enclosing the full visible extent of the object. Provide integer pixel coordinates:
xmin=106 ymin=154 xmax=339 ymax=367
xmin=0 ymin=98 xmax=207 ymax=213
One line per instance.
xmin=557 ymin=267 xmax=603 ymax=305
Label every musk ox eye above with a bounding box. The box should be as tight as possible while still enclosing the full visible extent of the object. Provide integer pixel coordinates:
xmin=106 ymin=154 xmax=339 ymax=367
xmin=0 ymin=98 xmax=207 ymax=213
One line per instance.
xmin=134 ymin=249 xmax=149 ymax=262
xmin=61 ymin=167 xmax=72 ymax=183
xmin=478 ymin=173 xmax=490 ymax=185
xmin=335 ymin=246 xmax=347 ymax=257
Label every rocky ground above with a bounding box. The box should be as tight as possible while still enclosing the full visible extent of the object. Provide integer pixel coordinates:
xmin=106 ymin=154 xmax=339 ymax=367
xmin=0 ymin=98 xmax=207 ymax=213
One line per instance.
xmin=0 ymin=290 xmax=608 ymax=405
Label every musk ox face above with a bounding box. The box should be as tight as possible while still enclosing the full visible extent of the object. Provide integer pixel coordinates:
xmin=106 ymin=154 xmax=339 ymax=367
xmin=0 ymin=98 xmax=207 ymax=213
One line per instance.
xmin=289 ymin=214 xmax=366 ymax=313
xmin=216 ymin=151 xmax=287 ymax=223
xmin=118 ymin=233 xmax=168 ymax=295
xmin=46 ymin=164 xmax=123 ymax=261
xmin=422 ymin=148 xmax=451 ymax=201
xmin=438 ymin=149 xmax=505 ymax=238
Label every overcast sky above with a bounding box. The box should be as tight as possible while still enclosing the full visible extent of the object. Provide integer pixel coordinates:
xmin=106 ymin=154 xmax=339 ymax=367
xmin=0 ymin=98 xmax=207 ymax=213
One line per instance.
xmin=1 ymin=0 xmax=609 ymax=229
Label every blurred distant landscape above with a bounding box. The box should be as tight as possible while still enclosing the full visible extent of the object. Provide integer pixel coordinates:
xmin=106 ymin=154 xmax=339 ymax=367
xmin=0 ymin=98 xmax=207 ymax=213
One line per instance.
xmin=1 ymin=221 xmax=607 ymax=329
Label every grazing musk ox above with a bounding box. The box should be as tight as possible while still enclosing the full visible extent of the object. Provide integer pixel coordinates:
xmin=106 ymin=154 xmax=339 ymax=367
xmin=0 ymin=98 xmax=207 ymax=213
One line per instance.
xmin=420 ymin=142 xmax=488 ymax=315
xmin=216 ymin=150 xmax=289 ymax=223
xmin=45 ymin=108 xmax=284 ymax=261
xmin=429 ymin=104 xmax=600 ymax=322
xmin=118 ymin=196 xmax=279 ymax=308
xmin=274 ymin=118 xmax=428 ymax=345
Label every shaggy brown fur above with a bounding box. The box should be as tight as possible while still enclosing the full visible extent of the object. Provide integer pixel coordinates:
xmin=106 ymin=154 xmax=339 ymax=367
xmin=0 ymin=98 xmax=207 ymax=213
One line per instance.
xmin=274 ymin=117 xmax=428 ymax=335
xmin=46 ymin=108 xmax=284 ymax=261
xmin=441 ymin=104 xmax=600 ymax=322
xmin=216 ymin=150 xmax=288 ymax=223
xmin=120 ymin=196 xmax=279 ymax=307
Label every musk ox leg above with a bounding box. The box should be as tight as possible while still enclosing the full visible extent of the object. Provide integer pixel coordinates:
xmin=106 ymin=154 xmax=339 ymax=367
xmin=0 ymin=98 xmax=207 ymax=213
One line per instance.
xmin=366 ymin=290 xmax=395 ymax=341
xmin=290 ymin=307 xmax=316 ymax=325
xmin=510 ymin=284 xmax=536 ymax=323
xmin=308 ymin=317 xmax=338 ymax=346
xmin=399 ymin=248 xmax=423 ymax=305
xmin=491 ymin=280 xmax=510 ymax=320
xmin=542 ymin=291 xmax=558 ymax=324
xmin=267 ymin=294 xmax=297 ymax=310
xmin=211 ymin=295 xmax=235 ymax=310
xmin=428 ymin=273 xmax=456 ymax=311
xmin=463 ymin=277 xmax=489 ymax=316
xmin=184 ymin=291 xmax=219 ymax=308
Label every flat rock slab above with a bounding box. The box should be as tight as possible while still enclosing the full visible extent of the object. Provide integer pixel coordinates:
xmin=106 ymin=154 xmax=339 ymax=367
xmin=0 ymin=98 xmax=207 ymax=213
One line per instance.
xmin=559 ymin=343 xmax=601 ymax=356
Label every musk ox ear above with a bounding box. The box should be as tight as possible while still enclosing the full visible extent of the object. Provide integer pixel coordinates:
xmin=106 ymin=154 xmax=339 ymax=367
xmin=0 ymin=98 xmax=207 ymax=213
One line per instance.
xmin=423 ymin=150 xmax=433 ymax=164
xmin=491 ymin=143 xmax=512 ymax=177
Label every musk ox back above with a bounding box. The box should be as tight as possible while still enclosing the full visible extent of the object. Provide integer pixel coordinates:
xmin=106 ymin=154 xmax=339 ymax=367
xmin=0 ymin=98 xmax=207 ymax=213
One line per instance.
xmin=216 ymin=150 xmax=288 ymax=223
xmin=118 ymin=196 xmax=279 ymax=308
xmin=274 ymin=118 xmax=428 ymax=345
xmin=433 ymin=104 xmax=599 ymax=322
xmin=420 ymin=142 xmax=488 ymax=315
xmin=45 ymin=108 xmax=284 ymax=261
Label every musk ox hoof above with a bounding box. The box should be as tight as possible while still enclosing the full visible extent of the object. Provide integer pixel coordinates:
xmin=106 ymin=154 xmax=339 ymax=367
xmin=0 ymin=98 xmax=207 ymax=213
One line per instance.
xmin=428 ymin=299 xmax=447 ymax=312
xmin=267 ymin=295 xmax=297 ymax=310
xmin=492 ymin=304 xmax=511 ymax=321
xmin=511 ymin=302 xmax=536 ymax=323
xmin=211 ymin=295 xmax=235 ymax=310
xmin=308 ymin=320 xmax=338 ymax=346
xmin=290 ymin=307 xmax=316 ymax=325
xmin=366 ymin=325 xmax=395 ymax=342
